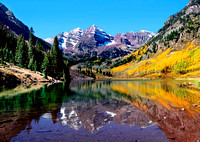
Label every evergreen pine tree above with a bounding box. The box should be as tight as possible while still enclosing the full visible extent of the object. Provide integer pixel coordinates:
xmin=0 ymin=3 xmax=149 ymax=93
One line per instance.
xmin=42 ymin=51 xmax=51 ymax=79
xmin=16 ymin=36 xmax=28 ymax=67
xmin=28 ymin=32 xmax=34 ymax=60
xmin=15 ymin=35 xmax=23 ymax=61
xmin=9 ymin=50 xmax=14 ymax=63
xmin=50 ymin=36 xmax=64 ymax=78
xmin=35 ymin=39 xmax=44 ymax=71
xmin=36 ymin=39 xmax=44 ymax=51
xmin=33 ymin=61 xmax=37 ymax=71
xmin=28 ymin=57 xmax=34 ymax=70
xmin=3 ymin=45 xmax=8 ymax=62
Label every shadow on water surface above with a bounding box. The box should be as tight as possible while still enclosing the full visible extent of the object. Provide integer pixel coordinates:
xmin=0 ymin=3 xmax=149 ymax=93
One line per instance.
xmin=0 ymin=80 xmax=199 ymax=142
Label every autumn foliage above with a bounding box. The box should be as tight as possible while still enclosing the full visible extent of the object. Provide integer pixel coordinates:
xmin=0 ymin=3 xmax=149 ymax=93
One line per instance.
xmin=111 ymin=40 xmax=200 ymax=78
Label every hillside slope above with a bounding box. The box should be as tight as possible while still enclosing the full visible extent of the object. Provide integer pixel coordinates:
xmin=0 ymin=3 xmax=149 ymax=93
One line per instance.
xmin=0 ymin=3 xmax=51 ymax=50
xmin=111 ymin=0 xmax=200 ymax=80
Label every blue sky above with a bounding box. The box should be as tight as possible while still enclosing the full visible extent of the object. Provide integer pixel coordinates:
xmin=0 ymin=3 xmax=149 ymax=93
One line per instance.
xmin=1 ymin=0 xmax=189 ymax=39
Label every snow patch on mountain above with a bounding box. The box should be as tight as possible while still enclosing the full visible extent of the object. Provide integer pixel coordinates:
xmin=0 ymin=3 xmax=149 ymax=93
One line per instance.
xmin=44 ymin=27 xmax=83 ymax=50
xmin=99 ymin=40 xmax=116 ymax=46
xmin=139 ymin=30 xmax=155 ymax=38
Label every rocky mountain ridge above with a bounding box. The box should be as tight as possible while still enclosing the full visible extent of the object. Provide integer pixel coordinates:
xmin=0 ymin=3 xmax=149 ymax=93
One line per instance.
xmin=0 ymin=3 xmax=29 ymax=38
xmin=45 ymin=25 xmax=154 ymax=58
xmin=0 ymin=3 xmax=51 ymax=50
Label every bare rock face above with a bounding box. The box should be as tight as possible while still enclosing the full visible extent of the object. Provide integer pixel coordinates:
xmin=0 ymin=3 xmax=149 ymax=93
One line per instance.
xmin=45 ymin=25 xmax=154 ymax=59
xmin=185 ymin=0 xmax=200 ymax=15
xmin=114 ymin=30 xmax=155 ymax=47
xmin=185 ymin=4 xmax=200 ymax=14
xmin=114 ymin=33 xmax=132 ymax=45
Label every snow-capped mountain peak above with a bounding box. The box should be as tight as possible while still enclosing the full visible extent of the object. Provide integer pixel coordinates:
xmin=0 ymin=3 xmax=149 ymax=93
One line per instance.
xmin=91 ymin=24 xmax=104 ymax=32
xmin=45 ymin=26 xmax=155 ymax=58
xmin=76 ymin=25 xmax=114 ymax=50
xmin=71 ymin=27 xmax=82 ymax=32
xmin=44 ymin=27 xmax=83 ymax=50
xmin=69 ymin=27 xmax=83 ymax=35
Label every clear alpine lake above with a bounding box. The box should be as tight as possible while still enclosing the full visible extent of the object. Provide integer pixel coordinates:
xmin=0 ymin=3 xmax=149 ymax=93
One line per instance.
xmin=0 ymin=80 xmax=200 ymax=142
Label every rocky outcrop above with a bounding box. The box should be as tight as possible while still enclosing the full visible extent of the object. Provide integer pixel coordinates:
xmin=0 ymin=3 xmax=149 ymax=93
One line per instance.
xmin=114 ymin=31 xmax=155 ymax=47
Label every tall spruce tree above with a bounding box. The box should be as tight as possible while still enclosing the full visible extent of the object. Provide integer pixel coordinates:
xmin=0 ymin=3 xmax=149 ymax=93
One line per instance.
xmin=33 ymin=61 xmax=37 ymax=71
xmin=9 ymin=50 xmax=14 ymax=63
xmin=42 ymin=50 xmax=51 ymax=79
xmin=28 ymin=32 xmax=34 ymax=60
xmin=16 ymin=36 xmax=28 ymax=67
xmin=35 ymin=39 xmax=44 ymax=71
xmin=50 ymin=36 xmax=64 ymax=78
xmin=15 ymin=35 xmax=23 ymax=61
xmin=28 ymin=57 xmax=34 ymax=70
xmin=3 ymin=44 xmax=8 ymax=62
xmin=36 ymin=39 xmax=44 ymax=51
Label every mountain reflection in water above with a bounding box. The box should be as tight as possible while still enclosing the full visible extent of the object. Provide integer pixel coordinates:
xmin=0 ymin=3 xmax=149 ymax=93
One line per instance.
xmin=0 ymin=80 xmax=199 ymax=142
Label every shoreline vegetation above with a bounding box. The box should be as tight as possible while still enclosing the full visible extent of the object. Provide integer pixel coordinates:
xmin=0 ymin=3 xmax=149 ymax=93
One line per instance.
xmin=1 ymin=61 xmax=199 ymax=89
